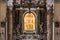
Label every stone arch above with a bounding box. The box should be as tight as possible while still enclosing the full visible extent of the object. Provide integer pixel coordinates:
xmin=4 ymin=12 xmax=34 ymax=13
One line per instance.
xmin=22 ymin=11 xmax=37 ymax=32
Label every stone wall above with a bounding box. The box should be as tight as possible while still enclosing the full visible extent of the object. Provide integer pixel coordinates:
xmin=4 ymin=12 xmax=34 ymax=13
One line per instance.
xmin=54 ymin=3 xmax=60 ymax=40
xmin=0 ymin=2 xmax=6 ymax=22
xmin=0 ymin=1 xmax=6 ymax=40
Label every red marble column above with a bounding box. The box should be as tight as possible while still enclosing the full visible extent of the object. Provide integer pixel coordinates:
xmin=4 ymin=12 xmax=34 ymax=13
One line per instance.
xmin=8 ymin=10 xmax=13 ymax=40
xmin=47 ymin=10 xmax=51 ymax=40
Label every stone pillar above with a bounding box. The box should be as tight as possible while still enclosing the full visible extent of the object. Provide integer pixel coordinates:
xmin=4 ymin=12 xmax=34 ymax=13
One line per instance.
xmin=8 ymin=10 xmax=13 ymax=40
xmin=47 ymin=10 xmax=51 ymax=40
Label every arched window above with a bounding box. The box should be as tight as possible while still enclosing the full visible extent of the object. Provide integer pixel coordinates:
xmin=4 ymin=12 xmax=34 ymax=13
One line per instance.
xmin=24 ymin=13 xmax=35 ymax=31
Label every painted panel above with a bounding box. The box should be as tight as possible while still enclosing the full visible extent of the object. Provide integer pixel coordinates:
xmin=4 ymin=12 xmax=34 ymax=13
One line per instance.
xmin=24 ymin=13 xmax=35 ymax=31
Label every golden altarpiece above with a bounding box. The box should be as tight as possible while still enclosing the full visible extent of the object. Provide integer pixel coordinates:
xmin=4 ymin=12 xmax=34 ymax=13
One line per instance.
xmin=6 ymin=0 xmax=54 ymax=40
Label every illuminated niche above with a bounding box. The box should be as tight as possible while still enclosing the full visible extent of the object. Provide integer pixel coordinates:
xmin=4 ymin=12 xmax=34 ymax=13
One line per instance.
xmin=24 ymin=12 xmax=35 ymax=31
